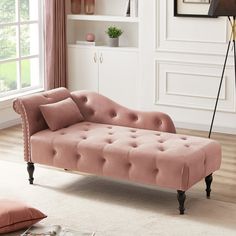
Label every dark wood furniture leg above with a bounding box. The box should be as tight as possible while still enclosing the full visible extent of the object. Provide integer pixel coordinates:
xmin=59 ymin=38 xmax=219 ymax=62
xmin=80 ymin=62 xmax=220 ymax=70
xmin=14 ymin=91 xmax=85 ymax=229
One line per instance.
xmin=27 ymin=162 xmax=35 ymax=184
xmin=205 ymin=173 xmax=213 ymax=199
xmin=177 ymin=190 xmax=186 ymax=215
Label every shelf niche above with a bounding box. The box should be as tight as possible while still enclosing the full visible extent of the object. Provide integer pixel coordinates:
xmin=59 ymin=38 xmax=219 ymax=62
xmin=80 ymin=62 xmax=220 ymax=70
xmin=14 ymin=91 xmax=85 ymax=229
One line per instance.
xmin=67 ymin=0 xmax=138 ymax=17
xmin=67 ymin=20 xmax=139 ymax=48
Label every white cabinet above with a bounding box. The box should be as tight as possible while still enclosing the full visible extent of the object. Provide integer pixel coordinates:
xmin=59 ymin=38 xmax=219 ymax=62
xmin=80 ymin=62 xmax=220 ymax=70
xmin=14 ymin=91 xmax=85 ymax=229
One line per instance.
xmin=68 ymin=46 xmax=98 ymax=91
xmin=68 ymin=45 xmax=139 ymax=108
xmin=98 ymin=49 xmax=138 ymax=108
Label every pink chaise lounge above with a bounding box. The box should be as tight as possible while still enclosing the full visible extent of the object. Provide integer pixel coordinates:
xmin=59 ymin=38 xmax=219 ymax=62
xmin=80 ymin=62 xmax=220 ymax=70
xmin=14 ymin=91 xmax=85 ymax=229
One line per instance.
xmin=13 ymin=88 xmax=221 ymax=214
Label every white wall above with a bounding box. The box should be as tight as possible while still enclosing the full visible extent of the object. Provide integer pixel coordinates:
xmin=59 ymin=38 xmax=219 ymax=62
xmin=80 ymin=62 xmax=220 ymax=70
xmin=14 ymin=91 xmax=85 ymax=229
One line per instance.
xmin=139 ymin=0 xmax=236 ymax=134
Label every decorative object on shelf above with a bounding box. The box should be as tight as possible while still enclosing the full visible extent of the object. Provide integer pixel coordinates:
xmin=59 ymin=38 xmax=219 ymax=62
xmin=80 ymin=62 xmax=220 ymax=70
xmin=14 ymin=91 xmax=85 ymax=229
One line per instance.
xmin=86 ymin=33 xmax=95 ymax=42
xmin=126 ymin=0 xmax=131 ymax=17
xmin=106 ymin=26 xmax=123 ymax=47
xmin=208 ymin=0 xmax=236 ymax=138
xmin=174 ymin=0 xmax=215 ymax=17
xmin=84 ymin=0 xmax=95 ymax=15
xmin=71 ymin=0 xmax=81 ymax=14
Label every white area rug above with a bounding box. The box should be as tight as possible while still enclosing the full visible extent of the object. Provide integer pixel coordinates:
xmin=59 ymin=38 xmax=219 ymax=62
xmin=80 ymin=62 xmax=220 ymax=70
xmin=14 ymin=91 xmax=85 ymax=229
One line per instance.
xmin=1 ymin=160 xmax=236 ymax=236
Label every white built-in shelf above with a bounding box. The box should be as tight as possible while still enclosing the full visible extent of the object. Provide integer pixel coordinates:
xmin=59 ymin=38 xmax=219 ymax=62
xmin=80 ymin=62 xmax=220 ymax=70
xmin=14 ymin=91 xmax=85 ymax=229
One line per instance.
xmin=68 ymin=44 xmax=139 ymax=52
xmin=67 ymin=14 xmax=139 ymax=23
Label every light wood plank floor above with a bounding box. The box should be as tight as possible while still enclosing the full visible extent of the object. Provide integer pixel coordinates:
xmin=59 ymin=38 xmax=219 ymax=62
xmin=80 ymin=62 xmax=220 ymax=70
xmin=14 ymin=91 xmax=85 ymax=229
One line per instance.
xmin=0 ymin=125 xmax=236 ymax=204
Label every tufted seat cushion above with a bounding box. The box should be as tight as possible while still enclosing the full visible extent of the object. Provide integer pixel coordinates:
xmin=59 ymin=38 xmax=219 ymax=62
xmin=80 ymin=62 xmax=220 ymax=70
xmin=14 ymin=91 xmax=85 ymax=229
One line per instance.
xmin=31 ymin=122 xmax=221 ymax=191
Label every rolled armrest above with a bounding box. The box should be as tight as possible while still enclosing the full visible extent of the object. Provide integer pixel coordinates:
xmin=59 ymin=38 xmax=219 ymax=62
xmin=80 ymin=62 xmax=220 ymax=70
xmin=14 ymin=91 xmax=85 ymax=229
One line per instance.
xmin=71 ymin=91 xmax=176 ymax=133
xmin=13 ymin=87 xmax=71 ymax=162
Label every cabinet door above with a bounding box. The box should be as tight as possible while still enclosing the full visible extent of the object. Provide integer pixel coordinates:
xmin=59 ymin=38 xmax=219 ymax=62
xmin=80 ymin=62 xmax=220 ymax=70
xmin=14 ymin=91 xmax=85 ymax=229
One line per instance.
xmin=99 ymin=50 xmax=138 ymax=108
xmin=67 ymin=46 xmax=98 ymax=92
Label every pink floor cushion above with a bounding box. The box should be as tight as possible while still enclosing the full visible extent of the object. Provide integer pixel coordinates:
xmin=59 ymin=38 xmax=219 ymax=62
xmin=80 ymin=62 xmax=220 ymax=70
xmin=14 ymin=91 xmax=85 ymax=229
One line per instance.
xmin=0 ymin=199 xmax=47 ymax=234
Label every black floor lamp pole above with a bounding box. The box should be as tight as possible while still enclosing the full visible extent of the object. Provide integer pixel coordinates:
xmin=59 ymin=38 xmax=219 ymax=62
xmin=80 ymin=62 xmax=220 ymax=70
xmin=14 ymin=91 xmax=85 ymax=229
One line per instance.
xmin=234 ymin=31 xmax=236 ymax=89
xmin=208 ymin=17 xmax=236 ymax=138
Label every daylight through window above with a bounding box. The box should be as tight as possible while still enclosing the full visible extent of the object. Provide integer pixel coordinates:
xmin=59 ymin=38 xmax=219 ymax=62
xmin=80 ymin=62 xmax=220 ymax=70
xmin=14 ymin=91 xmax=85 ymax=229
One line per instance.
xmin=0 ymin=0 xmax=43 ymax=98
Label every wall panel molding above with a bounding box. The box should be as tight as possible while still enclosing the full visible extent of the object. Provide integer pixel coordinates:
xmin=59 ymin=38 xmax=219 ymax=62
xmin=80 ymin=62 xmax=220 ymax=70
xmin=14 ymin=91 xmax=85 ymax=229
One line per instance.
xmin=155 ymin=61 xmax=235 ymax=112
xmin=155 ymin=0 xmax=229 ymax=55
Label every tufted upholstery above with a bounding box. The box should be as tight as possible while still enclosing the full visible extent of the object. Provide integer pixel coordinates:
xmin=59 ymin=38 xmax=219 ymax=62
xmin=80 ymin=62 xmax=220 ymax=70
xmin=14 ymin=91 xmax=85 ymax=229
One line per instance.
xmin=13 ymin=88 xmax=71 ymax=161
xmin=71 ymin=91 xmax=176 ymax=133
xmin=13 ymin=88 xmax=176 ymax=162
xmin=13 ymin=87 xmax=221 ymax=192
xmin=31 ymin=122 xmax=221 ymax=191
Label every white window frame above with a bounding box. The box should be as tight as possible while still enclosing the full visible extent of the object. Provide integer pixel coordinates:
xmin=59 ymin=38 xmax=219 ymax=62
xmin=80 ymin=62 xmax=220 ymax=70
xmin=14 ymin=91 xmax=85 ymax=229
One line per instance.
xmin=0 ymin=0 xmax=44 ymax=101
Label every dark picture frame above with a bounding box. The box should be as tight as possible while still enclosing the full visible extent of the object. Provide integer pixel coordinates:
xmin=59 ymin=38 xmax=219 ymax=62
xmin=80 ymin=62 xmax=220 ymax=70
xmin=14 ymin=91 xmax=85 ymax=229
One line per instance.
xmin=174 ymin=0 xmax=215 ymax=17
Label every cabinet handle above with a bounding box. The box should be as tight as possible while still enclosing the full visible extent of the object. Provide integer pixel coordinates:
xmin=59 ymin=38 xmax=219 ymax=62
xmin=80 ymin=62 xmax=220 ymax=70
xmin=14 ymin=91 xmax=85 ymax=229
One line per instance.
xmin=99 ymin=53 xmax=103 ymax=64
xmin=93 ymin=53 xmax=97 ymax=63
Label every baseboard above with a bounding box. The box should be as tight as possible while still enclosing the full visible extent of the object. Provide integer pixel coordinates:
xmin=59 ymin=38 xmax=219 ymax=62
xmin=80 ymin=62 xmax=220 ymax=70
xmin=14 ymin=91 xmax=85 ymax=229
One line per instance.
xmin=175 ymin=121 xmax=236 ymax=135
xmin=0 ymin=118 xmax=21 ymax=130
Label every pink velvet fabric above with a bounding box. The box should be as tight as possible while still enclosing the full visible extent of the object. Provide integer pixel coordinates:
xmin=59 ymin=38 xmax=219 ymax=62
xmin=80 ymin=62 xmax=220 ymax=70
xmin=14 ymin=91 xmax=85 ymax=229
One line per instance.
xmin=71 ymin=91 xmax=176 ymax=133
xmin=13 ymin=87 xmax=71 ymax=162
xmin=31 ymin=122 xmax=221 ymax=191
xmin=13 ymin=88 xmax=175 ymax=162
xmin=0 ymin=200 xmax=46 ymax=234
xmin=40 ymin=98 xmax=84 ymax=131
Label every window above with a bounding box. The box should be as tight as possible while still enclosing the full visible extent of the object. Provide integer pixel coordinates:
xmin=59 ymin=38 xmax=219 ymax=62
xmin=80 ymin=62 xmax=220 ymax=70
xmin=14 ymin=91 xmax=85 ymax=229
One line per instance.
xmin=0 ymin=0 xmax=43 ymax=99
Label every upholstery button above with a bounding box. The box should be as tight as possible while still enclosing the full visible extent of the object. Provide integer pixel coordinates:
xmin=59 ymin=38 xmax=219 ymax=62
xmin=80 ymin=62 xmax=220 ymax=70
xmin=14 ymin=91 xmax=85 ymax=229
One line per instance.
xmin=108 ymin=132 xmax=114 ymax=135
xmin=52 ymin=149 xmax=57 ymax=155
xmin=130 ymin=129 xmax=137 ymax=133
xmin=158 ymin=147 xmax=165 ymax=152
xmin=110 ymin=111 xmax=117 ymax=118
xmin=107 ymin=139 xmax=113 ymax=144
xmin=155 ymin=133 xmax=161 ymax=136
xmin=81 ymin=96 xmax=88 ymax=103
xmin=107 ymin=126 xmax=113 ymax=129
xmin=101 ymin=158 xmax=106 ymax=163
xmin=131 ymin=135 xmax=137 ymax=139
xmin=132 ymin=143 xmax=138 ymax=148
xmin=127 ymin=163 xmax=132 ymax=168
xmin=61 ymin=132 xmax=66 ymax=135
xmin=82 ymin=136 xmax=87 ymax=140
xmin=158 ymin=140 xmax=164 ymax=143
xmin=181 ymin=137 xmax=187 ymax=140
xmin=84 ymin=129 xmax=89 ymax=131
xmin=77 ymin=154 xmax=81 ymax=159
xmin=185 ymin=144 xmax=190 ymax=148
xmin=156 ymin=119 xmax=162 ymax=126
xmin=88 ymin=109 xmax=95 ymax=116
xmin=130 ymin=114 xmax=138 ymax=121
xmin=153 ymin=168 xmax=159 ymax=174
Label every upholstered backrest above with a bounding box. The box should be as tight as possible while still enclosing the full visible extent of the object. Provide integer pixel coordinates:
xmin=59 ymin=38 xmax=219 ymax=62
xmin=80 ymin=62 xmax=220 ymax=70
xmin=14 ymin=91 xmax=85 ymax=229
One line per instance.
xmin=71 ymin=91 xmax=176 ymax=133
xmin=13 ymin=87 xmax=176 ymax=162
xmin=13 ymin=87 xmax=71 ymax=161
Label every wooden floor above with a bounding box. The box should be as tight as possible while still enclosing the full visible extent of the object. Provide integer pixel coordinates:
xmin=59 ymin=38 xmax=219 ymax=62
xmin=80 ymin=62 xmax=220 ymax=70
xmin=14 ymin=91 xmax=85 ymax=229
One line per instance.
xmin=0 ymin=125 xmax=236 ymax=204
xmin=0 ymin=125 xmax=23 ymax=162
